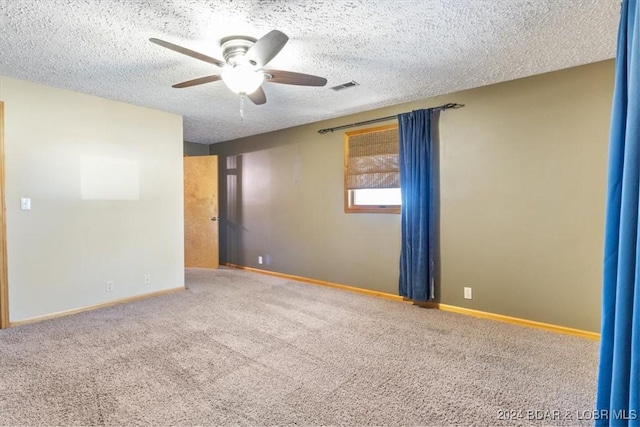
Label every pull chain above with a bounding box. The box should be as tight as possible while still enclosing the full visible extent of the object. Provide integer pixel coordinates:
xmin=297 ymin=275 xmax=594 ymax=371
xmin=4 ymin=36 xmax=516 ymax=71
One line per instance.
xmin=239 ymin=95 xmax=245 ymax=122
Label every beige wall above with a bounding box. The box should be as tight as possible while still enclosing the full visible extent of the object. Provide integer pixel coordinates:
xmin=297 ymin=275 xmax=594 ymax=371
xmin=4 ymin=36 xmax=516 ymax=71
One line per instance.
xmin=0 ymin=76 xmax=185 ymax=322
xmin=210 ymin=60 xmax=614 ymax=332
xmin=437 ymin=61 xmax=612 ymax=332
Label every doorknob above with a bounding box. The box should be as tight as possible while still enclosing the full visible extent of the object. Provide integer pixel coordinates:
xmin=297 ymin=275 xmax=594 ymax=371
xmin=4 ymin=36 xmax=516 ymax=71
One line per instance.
xmin=211 ymin=217 xmax=219 ymax=221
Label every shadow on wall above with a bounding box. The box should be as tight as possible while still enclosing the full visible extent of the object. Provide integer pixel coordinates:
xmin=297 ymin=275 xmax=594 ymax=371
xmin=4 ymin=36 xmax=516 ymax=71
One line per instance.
xmin=209 ymin=124 xmax=321 ymax=266
xmin=220 ymin=154 xmax=248 ymax=265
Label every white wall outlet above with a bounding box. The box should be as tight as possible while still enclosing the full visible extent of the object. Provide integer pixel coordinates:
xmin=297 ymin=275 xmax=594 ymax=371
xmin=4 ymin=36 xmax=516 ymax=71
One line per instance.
xmin=144 ymin=274 xmax=151 ymax=285
xmin=258 ymin=256 xmax=263 ymax=265
xmin=106 ymin=281 xmax=114 ymax=292
xmin=20 ymin=198 xmax=31 ymax=211
xmin=464 ymin=287 xmax=473 ymax=300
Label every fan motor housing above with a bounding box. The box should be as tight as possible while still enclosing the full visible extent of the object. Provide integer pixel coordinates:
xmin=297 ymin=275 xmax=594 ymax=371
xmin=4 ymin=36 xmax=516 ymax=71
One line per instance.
xmin=220 ymin=36 xmax=257 ymax=66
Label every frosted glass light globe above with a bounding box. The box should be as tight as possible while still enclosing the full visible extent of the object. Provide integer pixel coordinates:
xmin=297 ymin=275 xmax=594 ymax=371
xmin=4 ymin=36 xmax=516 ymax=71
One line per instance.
xmin=221 ymin=65 xmax=264 ymax=95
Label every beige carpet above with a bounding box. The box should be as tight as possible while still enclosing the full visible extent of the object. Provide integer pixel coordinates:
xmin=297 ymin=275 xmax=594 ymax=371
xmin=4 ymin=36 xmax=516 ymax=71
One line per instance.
xmin=0 ymin=267 xmax=598 ymax=426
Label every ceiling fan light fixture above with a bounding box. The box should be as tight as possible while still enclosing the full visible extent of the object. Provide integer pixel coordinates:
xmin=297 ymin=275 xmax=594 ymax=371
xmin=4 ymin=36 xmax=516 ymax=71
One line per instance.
xmin=221 ymin=65 xmax=264 ymax=95
xmin=151 ymin=29 xmax=327 ymax=106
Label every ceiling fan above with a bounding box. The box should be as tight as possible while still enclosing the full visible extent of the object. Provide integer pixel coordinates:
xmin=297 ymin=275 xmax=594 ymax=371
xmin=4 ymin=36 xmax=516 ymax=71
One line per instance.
xmin=150 ymin=30 xmax=327 ymax=105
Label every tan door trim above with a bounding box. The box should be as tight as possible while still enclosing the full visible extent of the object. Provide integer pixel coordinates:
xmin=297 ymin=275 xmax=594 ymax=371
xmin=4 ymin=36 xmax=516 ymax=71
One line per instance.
xmin=0 ymin=101 xmax=9 ymax=328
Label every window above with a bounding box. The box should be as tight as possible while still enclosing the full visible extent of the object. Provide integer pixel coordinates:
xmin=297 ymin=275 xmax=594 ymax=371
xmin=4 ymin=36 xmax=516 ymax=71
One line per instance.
xmin=344 ymin=124 xmax=400 ymax=213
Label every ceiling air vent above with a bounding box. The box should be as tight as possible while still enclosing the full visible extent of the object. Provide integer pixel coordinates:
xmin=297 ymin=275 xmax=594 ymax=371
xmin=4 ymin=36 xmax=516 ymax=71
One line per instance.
xmin=330 ymin=81 xmax=359 ymax=91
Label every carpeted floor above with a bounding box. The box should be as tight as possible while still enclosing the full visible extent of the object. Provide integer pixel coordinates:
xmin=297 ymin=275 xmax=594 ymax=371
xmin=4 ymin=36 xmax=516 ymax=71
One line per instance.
xmin=0 ymin=267 xmax=599 ymax=426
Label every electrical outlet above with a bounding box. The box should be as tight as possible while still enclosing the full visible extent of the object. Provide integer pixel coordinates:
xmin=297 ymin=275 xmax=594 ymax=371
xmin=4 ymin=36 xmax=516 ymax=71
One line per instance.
xmin=258 ymin=256 xmax=263 ymax=265
xmin=144 ymin=274 xmax=151 ymax=285
xmin=106 ymin=281 xmax=114 ymax=292
xmin=464 ymin=287 xmax=472 ymax=300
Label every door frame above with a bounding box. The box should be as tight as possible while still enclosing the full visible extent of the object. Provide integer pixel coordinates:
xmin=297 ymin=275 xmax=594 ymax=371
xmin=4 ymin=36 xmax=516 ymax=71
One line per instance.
xmin=0 ymin=101 xmax=9 ymax=328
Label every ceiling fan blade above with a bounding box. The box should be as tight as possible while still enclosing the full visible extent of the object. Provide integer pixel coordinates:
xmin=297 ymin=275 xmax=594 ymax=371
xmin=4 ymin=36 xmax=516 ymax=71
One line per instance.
xmin=244 ymin=30 xmax=288 ymax=67
xmin=172 ymin=75 xmax=222 ymax=88
xmin=247 ymin=86 xmax=267 ymax=105
xmin=149 ymin=38 xmax=225 ymax=68
xmin=265 ymin=70 xmax=328 ymax=87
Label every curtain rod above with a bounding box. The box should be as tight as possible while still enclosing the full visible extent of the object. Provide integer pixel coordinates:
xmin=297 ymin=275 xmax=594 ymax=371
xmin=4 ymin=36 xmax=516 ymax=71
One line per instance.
xmin=317 ymin=103 xmax=465 ymax=134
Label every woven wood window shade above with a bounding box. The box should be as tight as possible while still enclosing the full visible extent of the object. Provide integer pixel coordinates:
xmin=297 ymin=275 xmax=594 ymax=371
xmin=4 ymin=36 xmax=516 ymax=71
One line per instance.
xmin=346 ymin=126 xmax=399 ymax=190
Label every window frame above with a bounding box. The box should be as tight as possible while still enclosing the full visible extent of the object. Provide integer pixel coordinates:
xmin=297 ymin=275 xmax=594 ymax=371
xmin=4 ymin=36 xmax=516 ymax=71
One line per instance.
xmin=344 ymin=123 xmax=401 ymax=214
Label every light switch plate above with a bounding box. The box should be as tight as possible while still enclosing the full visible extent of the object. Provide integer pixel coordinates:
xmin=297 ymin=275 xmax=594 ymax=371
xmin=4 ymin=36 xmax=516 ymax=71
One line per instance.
xmin=20 ymin=198 xmax=31 ymax=211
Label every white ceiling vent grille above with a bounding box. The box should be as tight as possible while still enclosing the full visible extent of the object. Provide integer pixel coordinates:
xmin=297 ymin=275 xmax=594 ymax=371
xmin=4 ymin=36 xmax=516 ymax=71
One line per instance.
xmin=330 ymin=81 xmax=360 ymax=91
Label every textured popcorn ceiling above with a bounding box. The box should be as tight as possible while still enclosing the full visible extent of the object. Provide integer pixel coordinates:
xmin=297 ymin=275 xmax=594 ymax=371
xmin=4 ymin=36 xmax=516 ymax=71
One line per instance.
xmin=0 ymin=0 xmax=620 ymax=144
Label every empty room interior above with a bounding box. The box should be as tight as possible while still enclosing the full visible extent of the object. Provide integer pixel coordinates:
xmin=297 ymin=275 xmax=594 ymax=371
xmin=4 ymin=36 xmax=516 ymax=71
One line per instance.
xmin=0 ymin=1 xmax=635 ymax=425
